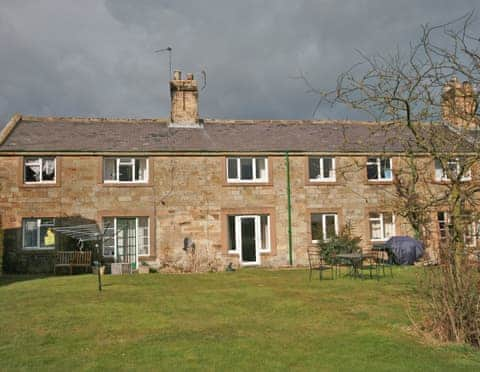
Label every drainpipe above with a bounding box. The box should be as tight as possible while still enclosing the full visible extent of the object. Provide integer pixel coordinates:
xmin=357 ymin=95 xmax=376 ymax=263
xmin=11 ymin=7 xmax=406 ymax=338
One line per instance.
xmin=285 ymin=151 xmax=293 ymax=266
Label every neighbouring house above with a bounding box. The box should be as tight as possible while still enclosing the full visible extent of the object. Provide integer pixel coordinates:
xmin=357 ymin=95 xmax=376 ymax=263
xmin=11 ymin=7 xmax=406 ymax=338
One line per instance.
xmin=0 ymin=72 xmax=478 ymax=273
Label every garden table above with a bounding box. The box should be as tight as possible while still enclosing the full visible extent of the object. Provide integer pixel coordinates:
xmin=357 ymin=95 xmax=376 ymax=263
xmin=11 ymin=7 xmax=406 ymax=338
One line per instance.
xmin=335 ymin=253 xmax=363 ymax=278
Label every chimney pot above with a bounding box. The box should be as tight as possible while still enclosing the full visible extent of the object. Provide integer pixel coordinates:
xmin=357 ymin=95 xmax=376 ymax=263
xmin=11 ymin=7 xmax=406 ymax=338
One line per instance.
xmin=173 ymin=70 xmax=182 ymax=80
xmin=186 ymin=73 xmax=194 ymax=80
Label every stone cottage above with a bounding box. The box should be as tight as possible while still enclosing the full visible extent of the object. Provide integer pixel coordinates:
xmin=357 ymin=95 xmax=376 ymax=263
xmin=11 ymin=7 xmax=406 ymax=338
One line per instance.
xmin=0 ymin=72 xmax=477 ymax=273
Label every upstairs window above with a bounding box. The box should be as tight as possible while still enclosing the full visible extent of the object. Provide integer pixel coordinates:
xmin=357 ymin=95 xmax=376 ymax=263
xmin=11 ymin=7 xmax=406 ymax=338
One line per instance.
xmin=103 ymin=158 xmax=148 ymax=183
xmin=434 ymin=159 xmax=471 ymax=182
xmin=24 ymin=157 xmax=56 ymax=184
xmin=22 ymin=218 xmax=55 ymax=249
xmin=369 ymin=212 xmax=395 ymax=241
xmin=311 ymin=213 xmax=338 ymax=243
xmin=367 ymin=157 xmax=392 ymax=181
xmin=227 ymin=157 xmax=268 ymax=183
xmin=308 ymin=157 xmax=336 ymax=182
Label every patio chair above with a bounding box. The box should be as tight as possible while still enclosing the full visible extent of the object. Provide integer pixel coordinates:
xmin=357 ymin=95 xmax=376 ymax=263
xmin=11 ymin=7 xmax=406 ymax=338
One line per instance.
xmin=358 ymin=252 xmax=380 ymax=280
xmin=307 ymin=248 xmax=334 ymax=281
xmin=372 ymin=243 xmax=393 ymax=277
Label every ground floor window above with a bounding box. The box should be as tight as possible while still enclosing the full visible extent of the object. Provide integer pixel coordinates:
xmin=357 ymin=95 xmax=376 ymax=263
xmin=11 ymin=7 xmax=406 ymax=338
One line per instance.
xmin=369 ymin=212 xmax=395 ymax=241
xmin=22 ymin=218 xmax=55 ymax=249
xmin=311 ymin=213 xmax=338 ymax=243
xmin=437 ymin=211 xmax=478 ymax=247
xmin=102 ymin=217 xmax=150 ymax=259
xmin=227 ymin=214 xmax=270 ymax=265
xmin=437 ymin=211 xmax=450 ymax=240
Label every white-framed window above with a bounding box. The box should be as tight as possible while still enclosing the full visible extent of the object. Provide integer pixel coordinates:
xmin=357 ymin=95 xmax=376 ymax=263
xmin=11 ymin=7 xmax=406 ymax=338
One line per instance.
xmin=367 ymin=157 xmax=392 ymax=181
xmin=369 ymin=212 xmax=395 ymax=241
xmin=227 ymin=214 xmax=271 ymax=253
xmin=102 ymin=217 xmax=150 ymax=257
xmin=434 ymin=159 xmax=471 ymax=182
xmin=308 ymin=157 xmax=336 ymax=182
xmin=24 ymin=157 xmax=56 ymax=184
xmin=22 ymin=218 xmax=55 ymax=249
xmin=438 ymin=211 xmax=478 ymax=247
xmin=437 ymin=211 xmax=450 ymax=240
xmin=226 ymin=157 xmax=268 ymax=183
xmin=311 ymin=213 xmax=338 ymax=243
xmin=103 ymin=158 xmax=148 ymax=183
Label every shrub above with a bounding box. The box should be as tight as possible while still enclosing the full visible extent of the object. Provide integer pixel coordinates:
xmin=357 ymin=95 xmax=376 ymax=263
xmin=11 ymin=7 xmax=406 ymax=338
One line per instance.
xmin=417 ymin=249 xmax=480 ymax=347
xmin=317 ymin=221 xmax=361 ymax=263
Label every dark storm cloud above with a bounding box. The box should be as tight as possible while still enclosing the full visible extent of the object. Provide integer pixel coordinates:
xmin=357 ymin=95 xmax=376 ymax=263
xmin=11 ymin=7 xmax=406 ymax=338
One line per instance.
xmin=0 ymin=0 xmax=478 ymax=127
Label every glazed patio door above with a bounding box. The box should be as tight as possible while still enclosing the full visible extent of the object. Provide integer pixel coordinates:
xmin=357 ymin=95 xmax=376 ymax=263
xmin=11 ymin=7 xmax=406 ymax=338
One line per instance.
xmin=236 ymin=216 xmax=261 ymax=265
xmin=116 ymin=218 xmax=138 ymax=269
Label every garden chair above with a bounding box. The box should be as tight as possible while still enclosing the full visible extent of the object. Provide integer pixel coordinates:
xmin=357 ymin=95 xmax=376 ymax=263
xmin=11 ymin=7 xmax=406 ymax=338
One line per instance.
xmin=372 ymin=243 xmax=394 ymax=277
xmin=358 ymin=252 xmax=380 ymax=280
xmin=307 ymin=247 xmax=334 ymax=281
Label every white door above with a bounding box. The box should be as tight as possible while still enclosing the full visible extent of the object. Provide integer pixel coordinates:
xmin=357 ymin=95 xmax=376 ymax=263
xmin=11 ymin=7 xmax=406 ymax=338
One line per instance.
xmin=235 ymin=216 xmax=261 ymax=266
xmin=116 ymin=217 xmax=138 ymax=270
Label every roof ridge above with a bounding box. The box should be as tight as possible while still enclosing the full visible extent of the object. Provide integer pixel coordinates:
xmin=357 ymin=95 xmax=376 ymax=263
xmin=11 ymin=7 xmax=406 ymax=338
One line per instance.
xmin=21 ymin=115 xmax=169 ymax=124
xmin=203 ymin=118 xmax=390 ymax=125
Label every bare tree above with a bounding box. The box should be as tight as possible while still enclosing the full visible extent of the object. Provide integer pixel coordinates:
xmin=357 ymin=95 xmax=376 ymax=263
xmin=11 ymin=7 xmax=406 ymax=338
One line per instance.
xmin=311 ymin=12 xmax=480 ymax=346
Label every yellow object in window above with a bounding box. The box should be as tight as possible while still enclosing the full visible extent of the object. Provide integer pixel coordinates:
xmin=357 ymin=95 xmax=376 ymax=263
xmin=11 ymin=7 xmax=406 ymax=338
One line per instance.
xmin=44 ymin=228 xmax=55 ymax=246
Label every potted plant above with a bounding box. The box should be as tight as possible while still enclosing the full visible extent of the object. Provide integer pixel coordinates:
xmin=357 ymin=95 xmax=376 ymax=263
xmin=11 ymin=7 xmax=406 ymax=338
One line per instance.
xmin=138 ymin=261 xmax=150 ymax=274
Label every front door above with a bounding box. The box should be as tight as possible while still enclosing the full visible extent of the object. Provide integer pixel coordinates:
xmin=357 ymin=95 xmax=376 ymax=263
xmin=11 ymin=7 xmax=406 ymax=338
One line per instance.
xmin=236 ymin=216 xmax=260 ymax=266
xmin=116 ymin=218 xmax=138 ymax=269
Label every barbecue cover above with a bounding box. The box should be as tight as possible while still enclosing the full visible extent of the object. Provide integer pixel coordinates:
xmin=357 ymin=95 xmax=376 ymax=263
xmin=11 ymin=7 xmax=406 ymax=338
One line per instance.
xmin=385 ymin=236 xmax=424 ymax=265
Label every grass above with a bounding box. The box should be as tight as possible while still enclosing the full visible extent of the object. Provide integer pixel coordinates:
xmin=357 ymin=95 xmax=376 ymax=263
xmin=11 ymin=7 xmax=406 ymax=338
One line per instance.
xmin=1 ymin=267 xmax=480 ymax=371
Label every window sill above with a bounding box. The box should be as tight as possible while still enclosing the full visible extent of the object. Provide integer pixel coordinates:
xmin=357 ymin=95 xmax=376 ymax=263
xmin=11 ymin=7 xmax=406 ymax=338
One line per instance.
xmin=305 ymin=180 xmax=339 ymax=186
xmin=432 ymin=179 xmax=472 ymax=184
xmin=365 ymin=180 xmax=394 ymax=185
xmin=21 ymin=182 xmax=59 ymax=188
xmin=223 ymin=181 xmax=272 ymax=187
xmin=102 ymin=182 xmax=151 ymax=187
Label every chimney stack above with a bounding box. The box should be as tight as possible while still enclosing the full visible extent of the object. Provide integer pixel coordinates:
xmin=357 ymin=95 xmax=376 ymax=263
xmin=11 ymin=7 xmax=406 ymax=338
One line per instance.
xmin=169 ymin=70 xmax=200 ymax=127
xmin=441 ymin=77 xmax=478 ymax=129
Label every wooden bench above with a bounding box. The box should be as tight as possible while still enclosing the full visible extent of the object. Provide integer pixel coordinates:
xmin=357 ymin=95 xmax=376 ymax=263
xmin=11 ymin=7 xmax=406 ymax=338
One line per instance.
xmin=54 ymin=251 xmax=92 ymax=274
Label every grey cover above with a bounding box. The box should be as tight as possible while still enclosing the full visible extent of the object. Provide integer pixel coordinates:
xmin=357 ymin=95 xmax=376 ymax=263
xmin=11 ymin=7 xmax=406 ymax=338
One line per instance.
xmin=385 ymin=236 xmax=424 ymax=265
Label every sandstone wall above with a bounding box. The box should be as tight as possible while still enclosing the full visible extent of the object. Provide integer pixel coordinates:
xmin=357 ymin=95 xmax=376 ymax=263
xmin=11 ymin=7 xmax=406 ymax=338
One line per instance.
xmin=0 ymin=154 xmax=425 ymax=272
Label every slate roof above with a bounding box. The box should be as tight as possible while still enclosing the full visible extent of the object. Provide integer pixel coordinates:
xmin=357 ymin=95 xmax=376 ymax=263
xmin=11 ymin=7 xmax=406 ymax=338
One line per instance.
xmin=0 ymin=115 xmax=473 ymax=154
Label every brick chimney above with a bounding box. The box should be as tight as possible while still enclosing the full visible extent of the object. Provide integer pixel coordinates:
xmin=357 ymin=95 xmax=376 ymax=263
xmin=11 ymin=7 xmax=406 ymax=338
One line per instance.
xmin=441 ymin=77 xmax=478 ymax=129
xmin=169 ymin=70 xmax=200 ymax=127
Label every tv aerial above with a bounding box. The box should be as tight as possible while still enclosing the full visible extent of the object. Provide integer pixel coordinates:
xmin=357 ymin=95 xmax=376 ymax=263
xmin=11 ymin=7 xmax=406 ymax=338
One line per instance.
xmin=154 ymin=46 xmax=172 ymax=78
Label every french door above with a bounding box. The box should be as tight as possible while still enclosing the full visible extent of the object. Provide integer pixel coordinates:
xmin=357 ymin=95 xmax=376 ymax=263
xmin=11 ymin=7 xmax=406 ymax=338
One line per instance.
xmin=116 ymin=218 xmax=138 ymax=270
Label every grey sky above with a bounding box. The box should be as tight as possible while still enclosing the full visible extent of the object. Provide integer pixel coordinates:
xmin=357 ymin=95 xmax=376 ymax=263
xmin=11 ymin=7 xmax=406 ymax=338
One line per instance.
xmin=0 ymin=0 xmax=478 ymax=128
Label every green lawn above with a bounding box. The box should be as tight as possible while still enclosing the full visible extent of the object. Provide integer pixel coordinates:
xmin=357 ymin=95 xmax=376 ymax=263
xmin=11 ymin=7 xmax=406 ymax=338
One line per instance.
xmin=1 ymin=268 xmax=479 ymax=371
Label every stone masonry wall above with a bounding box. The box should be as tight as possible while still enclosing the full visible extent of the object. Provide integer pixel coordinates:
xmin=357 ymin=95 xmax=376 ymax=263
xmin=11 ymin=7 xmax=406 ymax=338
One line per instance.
xmin=0 ymin=154 xmax=432 ymax=273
